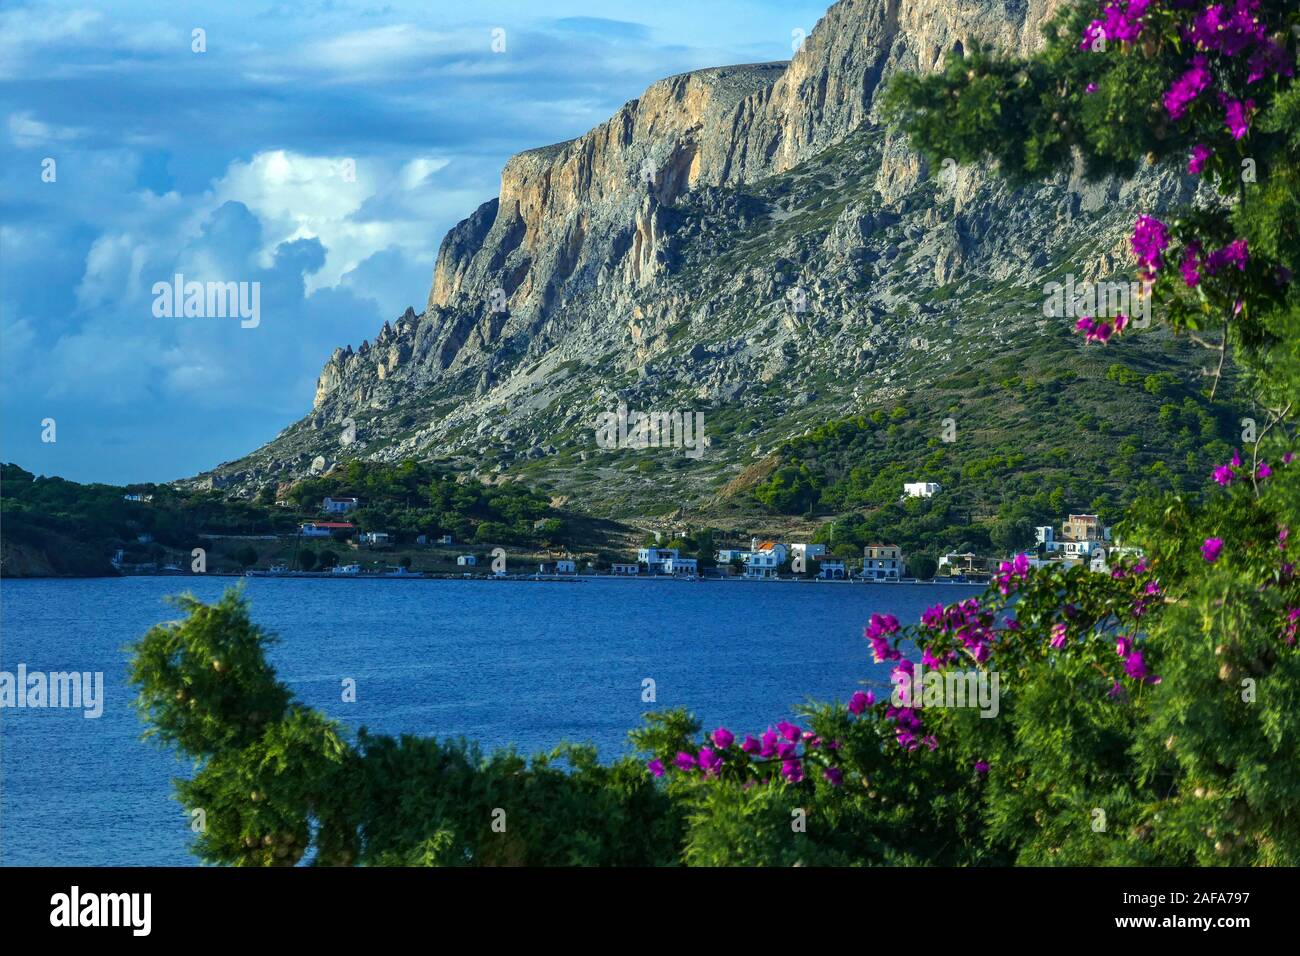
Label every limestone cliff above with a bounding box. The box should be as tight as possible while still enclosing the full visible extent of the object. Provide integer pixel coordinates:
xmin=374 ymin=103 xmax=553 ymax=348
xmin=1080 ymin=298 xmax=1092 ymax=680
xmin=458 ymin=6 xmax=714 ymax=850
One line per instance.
xmin=205 ymin=0 xmax=1192 ymax=518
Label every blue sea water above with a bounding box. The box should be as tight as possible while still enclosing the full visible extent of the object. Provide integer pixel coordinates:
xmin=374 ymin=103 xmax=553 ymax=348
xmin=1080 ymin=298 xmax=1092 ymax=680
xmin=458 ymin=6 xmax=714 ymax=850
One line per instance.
xmin=0 ymin=576 xmax=978 ymax=865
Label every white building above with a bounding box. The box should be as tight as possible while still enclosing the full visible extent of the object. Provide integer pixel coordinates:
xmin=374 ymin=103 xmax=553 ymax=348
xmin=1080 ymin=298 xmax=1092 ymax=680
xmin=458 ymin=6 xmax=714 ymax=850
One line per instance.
xmin=611 ymin=563 xmax=639 ymax=575
xmin=439 ymin=534 xmax=454 ymax=545
xmin=902 ymin=482 xmax=942 ymax=499
xmin=555 ymin=559 xmax=576 ymax=574
xmin=358 ymin=532 xmax=390 ymax=546
xmin=457 ymin=554 xmax=477 ymax=567
xmin=818 ymin=559 xmax=848 ymax=580
xmin=322 ymin=496 xmax=359 ymax=514
xmin=637 ymin=547 xmax=679 ymax=573
xmin=663 ymin=556 xmax=698 ymax=576
xmin=716 ymin=549 xmax=752 ymax=565
xmin=1035 ymin=526 xmax=1061 ymax=552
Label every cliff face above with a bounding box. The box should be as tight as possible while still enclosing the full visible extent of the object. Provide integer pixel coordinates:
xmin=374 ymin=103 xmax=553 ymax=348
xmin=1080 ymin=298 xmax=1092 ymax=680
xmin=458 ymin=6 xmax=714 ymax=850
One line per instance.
xmin=209 ymin=0 xmax=1191 ymax=516
xmin=410 ymin=0 xmax=1070 ymax=384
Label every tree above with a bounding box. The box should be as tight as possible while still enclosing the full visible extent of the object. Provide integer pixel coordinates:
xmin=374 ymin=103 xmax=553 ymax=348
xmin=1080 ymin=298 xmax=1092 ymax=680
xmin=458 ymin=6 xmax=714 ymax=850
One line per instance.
xmin=909 ymin=554 xmax=938 ymax=581
xmin=990 ymin=518 xmax=1035 ymax=555
xmin=297 ymin=549 xmax=317 ymax=572
xmin=233 ymin=546 xmax=258 ymax=569
xmin=318 ymin=549 xmax=339 ymax=570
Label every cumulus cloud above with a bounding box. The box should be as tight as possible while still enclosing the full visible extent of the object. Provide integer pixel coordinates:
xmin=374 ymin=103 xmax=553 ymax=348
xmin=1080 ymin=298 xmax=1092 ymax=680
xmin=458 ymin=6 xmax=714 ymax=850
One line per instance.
xmin=0 ymin=0 xmax=828 ymax=483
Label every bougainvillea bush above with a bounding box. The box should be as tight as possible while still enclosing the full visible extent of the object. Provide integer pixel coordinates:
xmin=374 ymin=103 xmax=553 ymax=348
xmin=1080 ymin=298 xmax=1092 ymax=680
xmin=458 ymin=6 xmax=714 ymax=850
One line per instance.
xmin=130 ymin=0 xmax=1298 ymax=865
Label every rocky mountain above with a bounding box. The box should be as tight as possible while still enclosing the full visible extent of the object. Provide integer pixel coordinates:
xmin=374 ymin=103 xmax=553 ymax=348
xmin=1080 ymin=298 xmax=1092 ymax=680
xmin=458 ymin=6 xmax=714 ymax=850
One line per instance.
xmin=204 ymin=0 xmax=1198 ymax=524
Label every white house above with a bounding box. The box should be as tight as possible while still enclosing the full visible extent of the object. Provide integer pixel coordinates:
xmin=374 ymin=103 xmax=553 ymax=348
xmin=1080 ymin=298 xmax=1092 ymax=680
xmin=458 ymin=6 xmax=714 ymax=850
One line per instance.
xmin=1061 ymin=539 xmax=1105 ymax=559
xmin=611 ymin=563 xmax=640 ymax=575
xmin=555 ymin=559 xmax=577 ymax=574
xmin=663 ymin=556 xmax=698 ymax=576
xmin=638 ymin=547 xmax=679 ymax=573
xmin=439 ymin=534 xmax=454 ymax=545
xmin=122 ymin=493 xmax=153 ymax=503
xmin=358 ymin=532 xmax=390 ymax=546
xmin=1035 ymin=526 xmax=1061 ymax=552
xmin=819 ymin=559 xmax=848 ymax=580
xmin=735 ymin=540 xmax=788 ymax=578
xmin=322 ymin=496 xmax=359 ymax=514
xmin=716 ymin=549 xmax=752 ymax=564
xmin=903 ymin=482 xmax=942 ymax=498
xmin=457 ymin=554 xmax=477 ymax=567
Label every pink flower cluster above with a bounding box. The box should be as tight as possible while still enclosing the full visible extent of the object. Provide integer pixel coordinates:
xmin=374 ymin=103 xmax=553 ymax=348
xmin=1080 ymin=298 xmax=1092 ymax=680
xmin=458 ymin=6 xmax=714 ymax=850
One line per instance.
xmin=866 ymin=613 xmax=902 ymax=663
xmin=1180 ymin=238 xmax=1248 ymax=288
xmin=995 ymin=553 xmax=1031 ymax=595
xmin=921 ymin=597 xmax=998 ymax=664
xmin=1079 ymin=0 xmax=1152 ymax=51
xmin=1076 ymin=314 xmax=1130 ymax=344
xmin=656 ymin=719 xmax=846 ymax=785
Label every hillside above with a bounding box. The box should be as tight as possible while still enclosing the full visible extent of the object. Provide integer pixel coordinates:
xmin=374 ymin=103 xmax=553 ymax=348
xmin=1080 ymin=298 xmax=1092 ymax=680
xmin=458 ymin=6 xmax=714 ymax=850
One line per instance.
xmin=190 ymin=0 xmax=1237 ymax=542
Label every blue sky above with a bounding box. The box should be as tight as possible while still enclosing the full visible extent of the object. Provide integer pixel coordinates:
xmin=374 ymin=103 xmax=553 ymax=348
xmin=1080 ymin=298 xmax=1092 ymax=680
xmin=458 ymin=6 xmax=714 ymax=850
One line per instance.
xmin=1 ymin=0 xmax=832 ymax=484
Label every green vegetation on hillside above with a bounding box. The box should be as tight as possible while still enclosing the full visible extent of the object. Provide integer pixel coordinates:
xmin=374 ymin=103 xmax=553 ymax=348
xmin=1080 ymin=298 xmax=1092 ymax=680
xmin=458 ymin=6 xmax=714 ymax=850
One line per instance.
xmin=750 ymin=340 xmax=1244 ymax=554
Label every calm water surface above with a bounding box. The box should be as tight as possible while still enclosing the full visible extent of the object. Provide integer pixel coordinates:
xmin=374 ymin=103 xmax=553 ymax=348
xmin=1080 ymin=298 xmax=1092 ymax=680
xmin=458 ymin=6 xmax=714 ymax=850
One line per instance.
xmin=0 ymin=576 xmax=978 ymax=865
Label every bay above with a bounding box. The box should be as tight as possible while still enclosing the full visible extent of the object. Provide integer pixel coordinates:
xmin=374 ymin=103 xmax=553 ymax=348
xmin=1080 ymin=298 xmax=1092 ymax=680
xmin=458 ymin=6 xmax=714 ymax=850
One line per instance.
xmin=0 ymin=576 xmax=979 ymax=865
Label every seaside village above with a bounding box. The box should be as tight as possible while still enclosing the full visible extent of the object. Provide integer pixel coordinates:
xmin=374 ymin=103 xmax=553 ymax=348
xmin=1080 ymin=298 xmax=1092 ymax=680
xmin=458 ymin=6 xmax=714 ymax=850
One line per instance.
xmin=159 ymin=482 xmax=1141 ymax=581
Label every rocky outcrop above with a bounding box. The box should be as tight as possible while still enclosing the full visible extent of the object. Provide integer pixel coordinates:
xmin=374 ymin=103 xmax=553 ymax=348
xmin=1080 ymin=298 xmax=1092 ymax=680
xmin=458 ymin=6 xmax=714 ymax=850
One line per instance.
xmin=207 ymin=0 xmax=1193 ymax=513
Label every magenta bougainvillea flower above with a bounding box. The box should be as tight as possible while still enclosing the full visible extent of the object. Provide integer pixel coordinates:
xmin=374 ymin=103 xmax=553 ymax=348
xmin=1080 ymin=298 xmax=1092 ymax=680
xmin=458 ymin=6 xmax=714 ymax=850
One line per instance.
xmin=674 ymin=751 xmax=697 ymax=771
xmin=1163 ymin=56 xmax=1212 ymax=120
xmin=712 ymin=727 xmax=734 ymax=750
xmin=697 ymin=747 xmax=723 ymax=775
xmin=866 ymin=612 xmax=902 ymax=662
xmin=1206 ymin=239 xmax=1249 ymax=275
xmin=1050 ymin=623 xmax=1068 ymax=649
xmin=974 ymin=760 xmax=990 ymax=775
xmin=781 ymin=759 xmax=804 ymax=783
xmin=1189 ymin=143 xmax=1213 ymax=174
xmin=823 ymin=767 xmax=844 ymax=787
xmin=848 ymin=690 xmax=874 ymax=714
xmin=1202 ymin=537 xmax=1225 ymax=563
xmin=1180 ymin=242 xmax=1203 ymax=287
xmin=1221 ymin=96 xmax=1256 ymax=139
xmin=1131 ymin=215 xmax=1170 ymax=270
xmin=740 ymin=734 xmax=760 ymax=754
xmin=1258 ymin=462 xmax=1273 ymax=479
xmin=647 ymin=758 xmax=664 ymax=777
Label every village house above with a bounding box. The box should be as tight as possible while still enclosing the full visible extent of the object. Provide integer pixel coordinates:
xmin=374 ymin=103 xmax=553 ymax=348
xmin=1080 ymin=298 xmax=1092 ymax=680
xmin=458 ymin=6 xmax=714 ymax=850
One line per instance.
xmin=938 ymin=552 xmax=989 ymax=576
xmin=322 ymin=496 xmax=359 ymax=514
xmin=555 ymin=559 xmax=576 ymax=574
xmin=818 ymin=558 xmax=848 ymax=580
xmin=744 ymin=540 xmax=787 ymax=579
xmin=300 ymin=521 xmax=355 ymax=538
xmin=358 ymin=532 xmax=390 ymax=546
xmin=663 ymin=556 xmax=698 ymax=576
xmin=611 ymin=562 xmax=640 ymax=575
xmin=903 ymin=482 xmax=942 ymax=499
xmin=637 ymin=547 xmax=679 ymax=574
xmin=862 ymin=544 xmax=906 ymax=580
xmin=716 ymin=548 xmax=751 ymax=565
xmin=456 ymin=554 xmax=477 ymax=567
xmin=438 ymin=534 xmax=454 ymax=545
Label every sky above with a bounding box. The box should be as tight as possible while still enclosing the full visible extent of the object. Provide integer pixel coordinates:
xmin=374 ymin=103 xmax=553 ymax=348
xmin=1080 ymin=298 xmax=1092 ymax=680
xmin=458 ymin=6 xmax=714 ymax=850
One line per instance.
xmin=0 ymin=0 xmax=834 ymax=485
